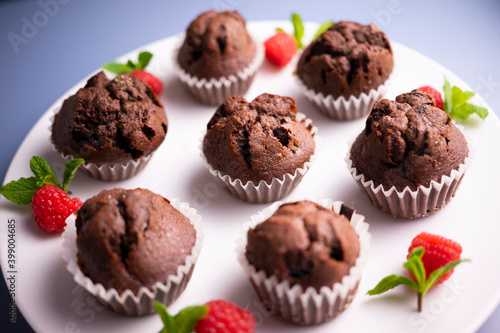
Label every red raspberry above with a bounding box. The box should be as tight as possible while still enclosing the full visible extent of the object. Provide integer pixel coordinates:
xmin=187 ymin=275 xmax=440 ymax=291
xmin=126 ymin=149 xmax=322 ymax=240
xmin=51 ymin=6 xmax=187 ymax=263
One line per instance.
xmin=264 ymin=32 xmax=298 ymax=67
xmin=195 ymin=299 xmax=255 ymax=333
xmin=418 ymin=85 xmax=444 ymax=110
xmin=131 ymin=70 xmax=163 ymax=96
xmin=31 ymin=185 xmax=82 ymax=233
xmin=408 ymin=232 xmax=462 ymax=285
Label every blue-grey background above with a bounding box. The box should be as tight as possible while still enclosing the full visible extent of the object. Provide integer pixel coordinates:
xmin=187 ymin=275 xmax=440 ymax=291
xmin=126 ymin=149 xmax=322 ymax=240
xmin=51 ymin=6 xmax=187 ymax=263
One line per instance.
xmin=1 ymin=0 xmax=499 ymax=331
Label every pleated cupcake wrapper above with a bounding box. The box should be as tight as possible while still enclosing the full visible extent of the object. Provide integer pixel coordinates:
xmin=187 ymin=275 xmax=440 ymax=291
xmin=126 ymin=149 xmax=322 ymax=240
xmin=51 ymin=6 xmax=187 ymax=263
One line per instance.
xmin=296 ymin=73 xmax=393 ymax=120
xmin=59 ymin=150 xmax=152 ymax=181
xmin=236 ymin=198 xmax=371 ymax=325
xmin=173 ymin=34 xmax=264 ymax=105
xmin=345 ymin=126 xmax=474 ymax=219
xmin=62 ymin=198 xmax=204 ymax=316
xmin=49 ymin=111 xmax=152 ymax=182
xmin=200 ymin=113 xmax=319 ymax=204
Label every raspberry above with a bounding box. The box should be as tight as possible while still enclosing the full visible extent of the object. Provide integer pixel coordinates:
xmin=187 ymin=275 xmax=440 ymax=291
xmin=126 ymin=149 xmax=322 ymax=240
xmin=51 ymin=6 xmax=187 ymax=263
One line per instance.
xmin=408 ymin=232 xmax=462 ymax=284
xmin=418 ymin=85 xmax=444 ymax=110
xmin=31 ymin=185 xmax=82 ymax=233
xmin=131 ymin=70 xmax=163 ymax=96
xmin=195 ymin=300 xmax=255 ymax=333
xmin=264 ymin=32 xmax=298 ymax=67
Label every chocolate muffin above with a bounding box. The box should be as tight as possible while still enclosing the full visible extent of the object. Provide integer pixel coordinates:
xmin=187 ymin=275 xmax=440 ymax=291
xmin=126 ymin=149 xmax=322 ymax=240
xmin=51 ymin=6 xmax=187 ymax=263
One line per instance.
xmin=175 ymin=10 xmax=263 ymax=105
xmin=52 ymin=71 xmax=167 ymax=165
xmin=76 ymin=188 xmax=196 ymax=295
xmin=178 ymin=10 xmax=256 ymax=80
xmin=202 ymin=93 xmax=316 ymax=184
xmin=297 ymin=21 xmax=393 ymax=99
xmin=245 ymin=200 xmax=360 ymax=291
xmin=350 ymin=89 xmax=469 ymax=191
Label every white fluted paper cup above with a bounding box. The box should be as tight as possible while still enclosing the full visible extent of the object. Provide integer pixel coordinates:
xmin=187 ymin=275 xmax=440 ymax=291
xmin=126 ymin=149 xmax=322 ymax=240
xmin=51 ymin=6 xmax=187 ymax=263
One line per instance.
xmin=173 ymin=34 xmax=264 ymax=106
xmin=58 ymin=150 xmax=152 ymax=182
xmin=62 ymin=198 xmax=204 ymax=316
xmin=236 ymin=198 xmax=370 ymax=325
xmin=296 ymin=73 xmax=393 ymax=120
xmin=200 ymin=113 xmax=319 ymax=203
xmin=345 ymin=126 xmax=474 ymax=219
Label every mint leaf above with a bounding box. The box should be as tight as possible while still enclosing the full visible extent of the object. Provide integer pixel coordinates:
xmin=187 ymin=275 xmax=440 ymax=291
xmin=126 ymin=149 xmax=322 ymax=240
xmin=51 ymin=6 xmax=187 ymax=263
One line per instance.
xmin=137 ymin=51 xmax=153 ymax=70
xmin=424 ymin=259 xmax=470 ymax=292
xmin=102 ymin=63 xmax=131 ymax=75
xmin=463 ymin=90 xmax=475 ymax=102
xmin=104 ymin=52 xmax=154 ymax=74
xmin=367 ymin=274 xmax=418 ymax=295
xmin=442 ymin=76 xmax=489 ymax=120
xmin=449 ymin=104 xmax=474 ymax=120
xmin=473 ymin=104 xmax=489 ymax=119
xmin=291 ymin=13 xmax=304 ymax=48
xmin=39 ymin=174 xmax=59 ymax=188
xmin=0 ymin=177 xmax=39 ymax=205
xmin=155 ymin=302 xmax=173 ymax=333
xmin=416 ymin=258 xmax=470 ymax=311
xmin=403 ymin=247 xmax=426 ymax=286
xmin=30 ymin=156 xmax=56 ymax=181
xmin=313 ymin=21 xmax=334 ymax=40
xmin=172 ymin=306 xmax=209 ymax=333
xmin=276 ymin=27 xmax=285 ymax=33
xmin=62 ymin=158 xmax=85 ymax=192
xmin=450 ymin=86 xmax=468 ymax=107
xmin=443 ymin=76 xmax=452 ymax=114
xmin=126 ymin=60 xmax=136 ymax=70
xmin=154 ymin=301 xmax=208 ymax=333
xmin=30 ymin=156 xmax=59 ymax=188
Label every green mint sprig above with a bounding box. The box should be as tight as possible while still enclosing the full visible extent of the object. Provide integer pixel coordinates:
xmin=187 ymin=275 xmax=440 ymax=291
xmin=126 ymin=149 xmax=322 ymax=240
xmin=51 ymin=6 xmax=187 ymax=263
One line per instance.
xmin=443 ymin=76 xmax=489 ymax=120
xmin=155 ymin=301 xmax=208 ymax=333
xmin=0 ymin=156 xmax=84 ymax=205
xmin=312 ymin=21 xmax=335 ymax=40
xmin=291 ymin=13 xmax=304 ymax=48
xmin=276 ymin=13 xmax=334 ymax=49
xmin=367 ymin=246 xmax=470 ymax=312
xmin=103 ymin=51 xmax=153 ymax=75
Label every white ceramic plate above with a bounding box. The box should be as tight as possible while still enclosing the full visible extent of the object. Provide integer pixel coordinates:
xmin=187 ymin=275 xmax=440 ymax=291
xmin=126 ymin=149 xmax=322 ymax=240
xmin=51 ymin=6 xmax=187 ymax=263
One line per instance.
xmin=1 ymin=21 xmax=499 ymax=333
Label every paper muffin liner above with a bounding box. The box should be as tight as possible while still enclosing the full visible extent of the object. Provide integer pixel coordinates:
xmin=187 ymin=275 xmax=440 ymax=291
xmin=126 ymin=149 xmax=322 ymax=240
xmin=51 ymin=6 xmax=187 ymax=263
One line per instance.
xmin=62 ymin=198 xmax=204 ymax=316
xmin=236 ymin=198 xmax=371 ymax=325
xmin=60 ymin=150 xmax=152 ymax=182
xmin=345 ymin=126 xmax=474 ymax=219
xmin=49 ymin=110 xmax=153 ymax=181
xmin=296 ymin=73 xmax=393 ymax=120
xmin=173 ymin=34 xmax=264 ymax=105
xmin=200 ymin=113 xmax=319 ymax=204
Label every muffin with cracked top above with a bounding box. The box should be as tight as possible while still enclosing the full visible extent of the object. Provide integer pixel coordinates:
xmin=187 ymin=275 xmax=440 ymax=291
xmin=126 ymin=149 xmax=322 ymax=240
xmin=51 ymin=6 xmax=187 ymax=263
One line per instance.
xmin=296 ymin=21 xmax=394 ymax=120
xmin=51 ymin=71 xmax=168 ymax=181
xmin=66 ymin=187 xmax=203 ymax=316
xmin=347 ymin=89 xmax=472 ymax=218
xmin=237 ymin=199 xmax=370 ymax=325
xmin=246 ymin=201 xmax=360 ymax=291
xmin=202 ymin=93 xmax=317 ymax=203
xmin=175 ymin=10 xmax=264 ymax=105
